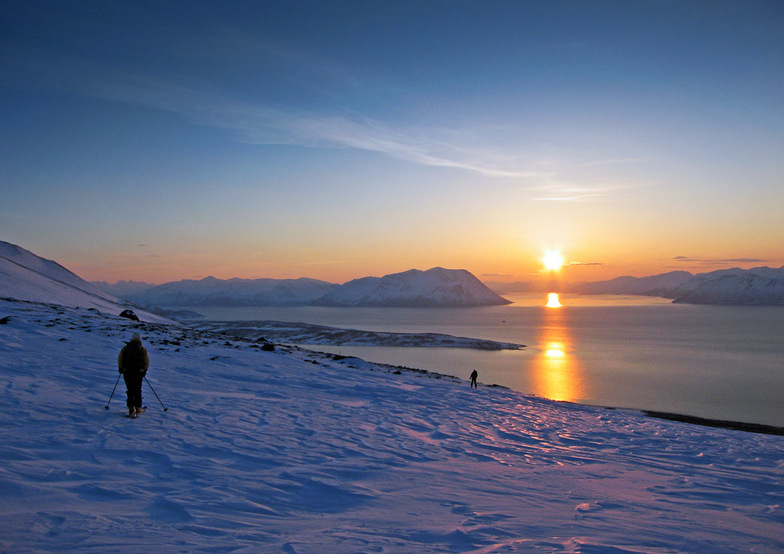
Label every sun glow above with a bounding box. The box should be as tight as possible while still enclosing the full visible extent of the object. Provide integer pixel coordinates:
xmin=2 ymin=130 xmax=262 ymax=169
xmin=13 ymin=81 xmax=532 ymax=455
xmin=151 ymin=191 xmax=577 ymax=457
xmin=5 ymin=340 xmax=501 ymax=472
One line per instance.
xmin=531 ymin=306 xmax=585 ymax=402
xmin=543 ymin=250 xmax=564 ymax=272
xmin=546 ymin=293 xmax=562 ymax=308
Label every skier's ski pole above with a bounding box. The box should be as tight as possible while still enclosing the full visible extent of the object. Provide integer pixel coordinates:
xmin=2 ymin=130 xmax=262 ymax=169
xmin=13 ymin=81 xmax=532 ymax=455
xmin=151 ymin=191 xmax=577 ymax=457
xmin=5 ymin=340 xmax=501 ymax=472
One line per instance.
xmin=144 ymin=376 xmax=168 ymax=412
xmin=105 ymin=374 xmax=122 ymax=409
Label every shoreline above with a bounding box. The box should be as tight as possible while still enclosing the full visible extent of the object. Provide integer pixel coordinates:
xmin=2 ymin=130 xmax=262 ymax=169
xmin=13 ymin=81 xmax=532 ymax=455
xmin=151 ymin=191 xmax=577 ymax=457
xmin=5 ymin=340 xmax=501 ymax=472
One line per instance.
xmin=640 ymin=409 xmax=784 ymax=436
xmin=302 ymin=346 xmax=784 ymax=437
xmin=190 ymin=315 xmax=784 ymax=436
xmin=193 ymin=319 xmax=525 ymax=350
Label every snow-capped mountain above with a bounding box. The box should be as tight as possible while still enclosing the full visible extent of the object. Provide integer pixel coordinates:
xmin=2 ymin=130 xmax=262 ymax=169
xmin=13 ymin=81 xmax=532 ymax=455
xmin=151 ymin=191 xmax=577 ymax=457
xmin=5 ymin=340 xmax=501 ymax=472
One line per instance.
xmin=672 ymin=266 xmax=784 ymax=305
xmin=570 ymin=271 xmax=693 ymax=297
xmin=0 ymin=241 xmax=171 ymax=323
xmin=312 ymin=267 xmax=511 ymax=307
xmin=544 ymin=267 xmax=784 ymax=305
xmin=128 ymin=276 xmax=338 ymax=306
xmin=92 ymin=280 xmax=156 ymax=298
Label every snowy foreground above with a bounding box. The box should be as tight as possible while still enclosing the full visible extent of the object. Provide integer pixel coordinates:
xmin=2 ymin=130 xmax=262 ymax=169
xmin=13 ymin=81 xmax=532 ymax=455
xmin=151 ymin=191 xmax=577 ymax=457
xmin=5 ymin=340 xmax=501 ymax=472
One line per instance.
xmin=2 ymin=299 xmax=783 ymax=553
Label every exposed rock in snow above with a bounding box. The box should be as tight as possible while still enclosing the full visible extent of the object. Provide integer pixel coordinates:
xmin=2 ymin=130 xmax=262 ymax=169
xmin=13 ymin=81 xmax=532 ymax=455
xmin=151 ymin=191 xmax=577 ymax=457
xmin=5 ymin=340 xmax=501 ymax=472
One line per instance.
xmin=312 ymin=267 xmax=511 ymax=307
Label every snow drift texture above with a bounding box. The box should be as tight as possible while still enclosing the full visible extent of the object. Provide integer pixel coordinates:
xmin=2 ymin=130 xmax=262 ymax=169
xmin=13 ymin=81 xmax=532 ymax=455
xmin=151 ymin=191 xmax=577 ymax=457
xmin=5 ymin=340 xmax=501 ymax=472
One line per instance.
xmin=2 ymin=298 xmax=784 ymax=552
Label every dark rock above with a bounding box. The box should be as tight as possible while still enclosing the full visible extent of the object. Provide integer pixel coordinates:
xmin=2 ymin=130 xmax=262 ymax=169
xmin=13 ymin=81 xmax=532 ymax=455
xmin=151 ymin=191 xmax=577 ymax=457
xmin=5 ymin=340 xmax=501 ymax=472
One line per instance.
xmin=119 ymin=309 xmax=140 ymax=321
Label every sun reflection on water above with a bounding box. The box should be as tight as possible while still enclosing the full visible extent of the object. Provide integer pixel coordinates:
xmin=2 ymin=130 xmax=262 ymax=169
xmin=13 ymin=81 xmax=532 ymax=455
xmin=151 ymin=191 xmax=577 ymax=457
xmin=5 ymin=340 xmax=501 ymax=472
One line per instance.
xmin=531 ymin=302 xmax=585 ymax=402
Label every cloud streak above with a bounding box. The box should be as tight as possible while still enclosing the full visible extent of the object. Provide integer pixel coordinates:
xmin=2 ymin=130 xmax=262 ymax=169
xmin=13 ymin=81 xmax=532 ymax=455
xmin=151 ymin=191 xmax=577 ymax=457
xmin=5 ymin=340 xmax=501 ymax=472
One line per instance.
xmin=71 ymin=68 xmax=544 ymax=179
xmin=17 ymin=50 xmax=642 ymax=192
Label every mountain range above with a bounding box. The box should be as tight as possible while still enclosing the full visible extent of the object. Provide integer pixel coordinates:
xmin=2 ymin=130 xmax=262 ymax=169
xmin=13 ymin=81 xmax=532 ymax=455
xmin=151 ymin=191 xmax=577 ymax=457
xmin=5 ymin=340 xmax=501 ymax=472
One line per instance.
xmin=567 ymin=267 xmax=784 ymax=305
xmin=92 ymin=265 xmax=784 ymax=307
xmin=3 ymin=241 xmax=783 ymax=309
xmin=2 ymin=241 xmax=510 ymax=310
xmin=104 ymin=276 xmax=339 ymax=307
xmin=488 ymin=267 xmax=784 ymax=306
xmin=97 ymin=267 xmax=511 ymax=308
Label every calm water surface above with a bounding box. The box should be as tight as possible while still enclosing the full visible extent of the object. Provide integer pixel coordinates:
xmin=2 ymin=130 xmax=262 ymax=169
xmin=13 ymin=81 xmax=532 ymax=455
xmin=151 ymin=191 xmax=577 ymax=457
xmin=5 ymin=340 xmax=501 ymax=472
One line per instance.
xmin=187 ymin=294 xmax=784 ymax=427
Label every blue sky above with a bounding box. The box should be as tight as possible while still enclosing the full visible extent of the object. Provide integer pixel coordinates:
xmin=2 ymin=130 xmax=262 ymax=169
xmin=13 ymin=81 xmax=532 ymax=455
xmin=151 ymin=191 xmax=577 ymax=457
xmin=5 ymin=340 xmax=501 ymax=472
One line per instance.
xmin=2 ymin=1 xmax=782 ymax=284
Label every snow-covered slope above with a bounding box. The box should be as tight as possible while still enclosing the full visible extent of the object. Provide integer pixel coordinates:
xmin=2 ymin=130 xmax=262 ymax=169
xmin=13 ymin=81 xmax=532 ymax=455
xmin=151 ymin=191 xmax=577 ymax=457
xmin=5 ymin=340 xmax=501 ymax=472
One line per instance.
xmin=1 ymin=297 xmax=783 ymax=552
xmin=313 ymin=267 xmax=511 ymax=307
xmin=672 ymin=266 xmax=784 ymax=305
xmin=0 ymin=241 xmax=172 ymax=323
xmin=129 ymin=276 xmax=338 ymax=306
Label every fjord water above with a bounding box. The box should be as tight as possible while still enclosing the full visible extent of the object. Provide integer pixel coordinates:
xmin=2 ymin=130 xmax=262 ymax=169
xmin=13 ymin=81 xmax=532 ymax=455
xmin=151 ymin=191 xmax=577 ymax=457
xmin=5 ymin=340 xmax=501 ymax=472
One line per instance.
xmin=190 ymin=294 xmax=784 ymax=427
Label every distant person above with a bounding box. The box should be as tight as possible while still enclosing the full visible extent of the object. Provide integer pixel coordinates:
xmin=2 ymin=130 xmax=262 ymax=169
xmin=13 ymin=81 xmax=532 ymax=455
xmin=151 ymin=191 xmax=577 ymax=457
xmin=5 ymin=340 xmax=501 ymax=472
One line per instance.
xmin=469 ymin=369 xmax=478 ymax=389
xmin=118 ymin=333 xmax=150 ymax=417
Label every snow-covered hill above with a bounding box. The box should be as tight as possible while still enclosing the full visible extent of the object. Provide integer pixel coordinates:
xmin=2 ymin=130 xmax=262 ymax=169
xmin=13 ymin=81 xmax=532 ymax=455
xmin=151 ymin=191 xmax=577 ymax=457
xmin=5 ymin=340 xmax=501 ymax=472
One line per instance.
xmin=671 ymin=266 xmax=784 ymax=305
xmin=560 ymin=267 xmax=784 ymax=306
xmin=2 ymin=297 xmax=783 ymax=552
xmin=312 ymin=267 xmax=511 ymax=307
xmin=125 ymin=276 xmax=338 ymax=307
xmin=570 ymin=270 xmax=693 ymax=297
xmin=0 ymin=241 xmax=171 ymax=323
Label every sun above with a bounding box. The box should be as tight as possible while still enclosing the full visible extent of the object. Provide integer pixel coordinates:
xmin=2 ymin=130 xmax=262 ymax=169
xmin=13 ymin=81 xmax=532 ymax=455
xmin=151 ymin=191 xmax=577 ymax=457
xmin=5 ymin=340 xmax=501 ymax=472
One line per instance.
xmin=543 ymin=250 xmax=565 ymax=272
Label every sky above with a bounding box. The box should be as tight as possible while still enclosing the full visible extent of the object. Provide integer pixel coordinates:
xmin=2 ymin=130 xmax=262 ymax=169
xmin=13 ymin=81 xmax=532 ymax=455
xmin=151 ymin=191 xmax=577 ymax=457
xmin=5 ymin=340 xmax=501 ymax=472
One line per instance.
xmin=1 ymin=1 xmax=782 ymax=285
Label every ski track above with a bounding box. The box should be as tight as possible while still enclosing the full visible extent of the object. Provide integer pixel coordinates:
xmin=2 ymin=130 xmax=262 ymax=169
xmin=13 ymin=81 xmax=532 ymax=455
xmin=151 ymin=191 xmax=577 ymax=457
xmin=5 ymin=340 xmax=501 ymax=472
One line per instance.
xmin=1 ymin=299 xmax=783 ymax=553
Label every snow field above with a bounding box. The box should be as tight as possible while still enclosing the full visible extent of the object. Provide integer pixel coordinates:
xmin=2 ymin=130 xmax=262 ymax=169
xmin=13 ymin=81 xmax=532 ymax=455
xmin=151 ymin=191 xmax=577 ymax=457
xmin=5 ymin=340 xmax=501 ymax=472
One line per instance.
xmin=1 ymin=298 xmax=783 ymax=552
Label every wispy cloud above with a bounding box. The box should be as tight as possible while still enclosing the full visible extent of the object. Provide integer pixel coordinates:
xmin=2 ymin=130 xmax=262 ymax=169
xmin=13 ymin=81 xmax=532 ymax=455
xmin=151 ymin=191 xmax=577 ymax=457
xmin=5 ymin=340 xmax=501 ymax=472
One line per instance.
xmin=11 ymin=48 xmax=570 ymax=180
xmin=531 ymin=183 xmax=610 ymax=202
xmin=68 ymin=68 xmax=544 ymax=179
xmin=17 ymin=50 xmax=641 ymax=188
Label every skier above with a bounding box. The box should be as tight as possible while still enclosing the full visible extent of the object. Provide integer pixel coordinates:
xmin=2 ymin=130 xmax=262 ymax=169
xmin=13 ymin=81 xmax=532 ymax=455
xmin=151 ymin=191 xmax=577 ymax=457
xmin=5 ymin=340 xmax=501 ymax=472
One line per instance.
xmin=118 ymin=333 xmax=150 ymax=417
xmin=469 ymin=369 xmax=478 ymax=389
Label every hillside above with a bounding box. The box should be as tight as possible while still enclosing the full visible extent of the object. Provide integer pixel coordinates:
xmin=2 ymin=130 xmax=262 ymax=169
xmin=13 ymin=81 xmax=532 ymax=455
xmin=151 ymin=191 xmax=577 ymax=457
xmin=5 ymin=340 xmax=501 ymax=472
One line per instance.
xmin=2 ymin=297 xmax=783 ymax=551
xmin=672 ymin=267 xmax=784 ymax=305
xmin=313 ymin=267 xmax=511 ymax=307
xmin=0 ymin=241 xmax=171 ymax=324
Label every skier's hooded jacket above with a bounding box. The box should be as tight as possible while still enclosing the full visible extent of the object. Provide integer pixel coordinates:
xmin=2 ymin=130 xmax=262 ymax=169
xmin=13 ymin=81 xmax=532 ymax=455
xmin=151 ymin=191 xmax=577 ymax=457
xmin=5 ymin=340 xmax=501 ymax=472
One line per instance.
xmin=118 ymin=336 xmax=149 ymax=376
xmin=118 ymin=334 xmax=150 ymax=415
